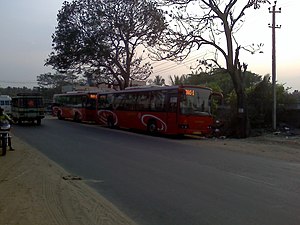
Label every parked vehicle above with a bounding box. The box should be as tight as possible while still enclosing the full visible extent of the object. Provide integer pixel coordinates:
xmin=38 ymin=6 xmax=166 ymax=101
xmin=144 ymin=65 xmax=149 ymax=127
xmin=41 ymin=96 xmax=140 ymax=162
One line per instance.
xmin=52 ymin=91 xmax=98 ymax=122
xmin=52 ymin=86 xmax=222 ymax=136
xmin=11 ymin=93 xmax=45 ymax=125
xmin=0 ymin=95 xmax=12 ymax=115
xmin=97 ymin=85 xmax=221 ymax=136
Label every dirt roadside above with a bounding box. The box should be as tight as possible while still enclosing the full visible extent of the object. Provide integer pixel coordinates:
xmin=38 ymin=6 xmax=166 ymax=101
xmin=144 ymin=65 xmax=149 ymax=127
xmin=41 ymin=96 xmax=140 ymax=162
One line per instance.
xmin=1 ymin=131 xmax=300 ymax=225
xmin=0 ymin=135 xmax=137 ymax=225
xmin=196 ymin=131 xmax=300 ymax=163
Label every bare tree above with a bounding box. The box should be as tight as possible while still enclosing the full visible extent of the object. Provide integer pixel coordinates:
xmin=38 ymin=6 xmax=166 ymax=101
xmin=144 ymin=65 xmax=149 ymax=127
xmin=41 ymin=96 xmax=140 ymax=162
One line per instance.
xmin=153 ymin=0 xmax=269 ymax=137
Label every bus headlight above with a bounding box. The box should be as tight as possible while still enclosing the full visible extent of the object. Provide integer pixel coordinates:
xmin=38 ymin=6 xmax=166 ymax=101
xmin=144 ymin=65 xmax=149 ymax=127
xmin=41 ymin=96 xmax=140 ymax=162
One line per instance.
xmin=179 ymin=124 xmax=189 ymax=129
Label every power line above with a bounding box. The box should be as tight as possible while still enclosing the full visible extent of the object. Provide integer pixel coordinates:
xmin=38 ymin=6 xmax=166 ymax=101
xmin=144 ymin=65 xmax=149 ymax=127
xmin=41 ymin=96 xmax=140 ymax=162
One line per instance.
xmin=153 ymin=52 xmax=208 ymax=74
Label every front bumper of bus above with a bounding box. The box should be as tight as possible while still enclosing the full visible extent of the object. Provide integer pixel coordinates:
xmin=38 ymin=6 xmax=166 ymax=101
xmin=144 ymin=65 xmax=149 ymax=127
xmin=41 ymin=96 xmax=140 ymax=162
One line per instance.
xmin=178 ymin=124 xmax=212 ymax=136
xmin=14 ymin=112 xmax=45 ymax=120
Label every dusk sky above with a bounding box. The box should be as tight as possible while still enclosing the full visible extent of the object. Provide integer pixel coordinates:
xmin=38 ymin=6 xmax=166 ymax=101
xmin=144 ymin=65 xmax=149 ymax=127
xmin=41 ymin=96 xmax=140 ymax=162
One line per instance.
xmin=0 ymin=0 xmax=299 ymax=91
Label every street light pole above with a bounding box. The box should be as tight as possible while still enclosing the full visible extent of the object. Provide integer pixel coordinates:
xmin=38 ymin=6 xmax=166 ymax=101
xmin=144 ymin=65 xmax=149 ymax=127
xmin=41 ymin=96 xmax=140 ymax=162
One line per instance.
xmin=269 ymin=1 xmax=281 ymax=131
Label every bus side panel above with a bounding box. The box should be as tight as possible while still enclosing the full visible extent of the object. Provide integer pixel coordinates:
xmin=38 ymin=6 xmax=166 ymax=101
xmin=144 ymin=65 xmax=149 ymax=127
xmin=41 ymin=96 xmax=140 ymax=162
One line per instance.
xmin=165 ymin=112 xmax=178 ymax=134
xmin=112 ymin=111 xmax=170 ymax=133
xmin=60 ymin=106 xmax=73 ymax=119
xmin=85 ymin=109 xmax=97 ymax=122
xmin=164 ymin=91 xmax=180 ymax=135
xmin=116 ymin=111 xmax=137 ymax=129
xmin=58 ymin=106 xmax=89 ymax=121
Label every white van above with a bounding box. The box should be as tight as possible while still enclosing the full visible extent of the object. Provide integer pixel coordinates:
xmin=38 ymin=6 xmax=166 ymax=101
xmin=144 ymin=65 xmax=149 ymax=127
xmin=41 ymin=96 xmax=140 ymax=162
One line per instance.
xmin=0 ymin=95 xmax=12 ymax=115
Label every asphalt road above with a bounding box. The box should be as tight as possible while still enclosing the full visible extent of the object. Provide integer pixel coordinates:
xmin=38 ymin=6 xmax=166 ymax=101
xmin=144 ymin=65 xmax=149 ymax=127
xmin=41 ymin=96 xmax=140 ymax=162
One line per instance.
xmin=12 ymin=117 xmax=300 ymax=225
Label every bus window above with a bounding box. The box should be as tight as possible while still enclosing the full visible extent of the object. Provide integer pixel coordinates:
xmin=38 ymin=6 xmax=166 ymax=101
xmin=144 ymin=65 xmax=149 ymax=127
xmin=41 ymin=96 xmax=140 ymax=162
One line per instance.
xmin=180 ymin=88 xmax=210 ymax=115
xmin=98 ymin=94 xmax=112 ymax=109
xmin=116 ymin=93 xmax=137 ymax=111
xmin=136 ymin=93 xmax=150 ymax=111
xmin=107 ymin=94 xmax=113 ymax=109
xmin=68 ymin=95 xmax=82 ymax=108
xmin=150 ymin=91 xmax=166 ymax=112
xmin=86 ymin=97 xmax=96 ymax=110
xmin=16 ymin=98 xmax=42 ymax=108
xmin=113 ymin=93 xmax=125 ymax=110
xmin=168 ymin=95 xmax=178 ymax=112
xmin=123 ymin=93 xmax=137 ymax=111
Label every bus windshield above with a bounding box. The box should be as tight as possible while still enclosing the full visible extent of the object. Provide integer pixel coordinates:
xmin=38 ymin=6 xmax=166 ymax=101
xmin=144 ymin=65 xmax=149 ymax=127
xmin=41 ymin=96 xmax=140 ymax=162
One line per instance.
xmin=180 ymin=88 xmax=211 ymax=115
xmin=17 ymin=98 xmax=43 ymax=108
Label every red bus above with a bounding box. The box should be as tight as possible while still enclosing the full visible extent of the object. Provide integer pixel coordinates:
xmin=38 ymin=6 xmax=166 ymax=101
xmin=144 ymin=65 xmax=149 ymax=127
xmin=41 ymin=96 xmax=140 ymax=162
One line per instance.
xmin=96 ymin=85 xmax=221 ymax=136
xmin=52 ymin=91 xmax=98 ymax=122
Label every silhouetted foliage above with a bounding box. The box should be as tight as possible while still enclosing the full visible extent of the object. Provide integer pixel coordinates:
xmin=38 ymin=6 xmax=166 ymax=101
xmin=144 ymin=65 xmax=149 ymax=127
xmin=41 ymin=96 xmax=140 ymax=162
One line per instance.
xmin=0 ymin=87 xmax=33 ymax=97
xmin=46 ymin=0 xmax=167 ymax=89
xmin=247 ymin=76 xmax=297 ymax=129
xmin=168 ymin=70 xmax=261 ymax=98
xmin=169 ymin=75 xmax=188 ymax=85
xmin=148 ymin=75 xmax=166 ymax=86
xmin=37 ymin=72 xmax=78 ymax=89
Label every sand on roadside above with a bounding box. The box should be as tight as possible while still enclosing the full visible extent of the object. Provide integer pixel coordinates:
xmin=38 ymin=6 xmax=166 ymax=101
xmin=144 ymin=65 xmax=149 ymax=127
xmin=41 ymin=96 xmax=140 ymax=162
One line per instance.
xmin=0 ymin=136 xmax=137 ymax=225
xmin=182 ymin=129 xmax=300 ymax=163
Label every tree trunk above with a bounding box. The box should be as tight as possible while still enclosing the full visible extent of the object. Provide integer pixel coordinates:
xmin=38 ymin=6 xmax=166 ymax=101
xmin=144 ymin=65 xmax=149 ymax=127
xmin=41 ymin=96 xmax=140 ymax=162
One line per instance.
xmin=236 ymin=89 xmax=249 ymax=138
xmin=230 ymin=65 xmax=250 ymax=138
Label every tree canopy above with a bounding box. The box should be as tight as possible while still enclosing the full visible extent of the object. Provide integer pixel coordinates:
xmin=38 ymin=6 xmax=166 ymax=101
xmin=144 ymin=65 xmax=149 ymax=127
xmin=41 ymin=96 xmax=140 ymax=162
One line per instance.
xmin=168 ymin=70 xmax=261 ymax=96
xmin=37 ymin=72 xmax=79 ymax=89
xmin=46 ymin=0 xmax=167 ymax=89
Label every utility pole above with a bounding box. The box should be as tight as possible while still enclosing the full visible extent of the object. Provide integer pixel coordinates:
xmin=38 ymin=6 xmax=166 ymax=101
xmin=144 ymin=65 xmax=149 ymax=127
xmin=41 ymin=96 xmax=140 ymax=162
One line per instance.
xmin=268 ymin=1 xmax=281 ymax=131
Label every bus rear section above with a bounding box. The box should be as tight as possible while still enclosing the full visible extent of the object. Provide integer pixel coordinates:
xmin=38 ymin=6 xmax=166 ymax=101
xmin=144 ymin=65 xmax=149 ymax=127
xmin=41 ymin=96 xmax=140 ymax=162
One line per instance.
xmin=11 ymin=93 xmax=45 ymax=125
xmin=0 ymin=95 xmax=12 ymax=115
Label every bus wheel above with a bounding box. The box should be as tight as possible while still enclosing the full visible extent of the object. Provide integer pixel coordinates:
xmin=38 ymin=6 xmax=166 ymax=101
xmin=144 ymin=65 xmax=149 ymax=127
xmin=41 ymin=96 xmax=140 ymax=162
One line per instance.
xmin=57 ymin=112 xmax=64 ymax=120
xmin=107 ymin=117 xmax=114 ymax=128
xmin=147 ymin=120 xmax=157 ymax=135
xmin=73 ymin=113 xmax=81 ymax=122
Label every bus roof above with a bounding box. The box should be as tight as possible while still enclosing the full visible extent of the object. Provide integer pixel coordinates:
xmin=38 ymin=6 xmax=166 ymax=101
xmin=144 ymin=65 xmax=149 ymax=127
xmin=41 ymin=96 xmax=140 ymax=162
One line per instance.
xmin=121 ymin=85 xmax=212 ymax=93
xmin=54 ymin=91 xmax=99 ymax=96
xmin=53 ymin=85 xmax=213 ymax=97
xmin=0 ymin=95 xmax=12 ymax=100
xmin=16 ymin=93 xmax=42 ymax=96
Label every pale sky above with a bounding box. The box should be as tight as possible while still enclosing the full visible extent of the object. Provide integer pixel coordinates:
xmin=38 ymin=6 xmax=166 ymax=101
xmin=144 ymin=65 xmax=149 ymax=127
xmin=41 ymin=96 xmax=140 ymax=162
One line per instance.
xmin=0 ymin=0 xmax=299 ymax=91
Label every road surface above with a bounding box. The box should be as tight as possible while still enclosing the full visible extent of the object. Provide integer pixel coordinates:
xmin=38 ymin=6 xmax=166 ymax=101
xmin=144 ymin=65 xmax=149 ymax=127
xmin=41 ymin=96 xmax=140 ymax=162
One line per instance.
xmin=12 ymin=118 xmax=300 ymax=225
